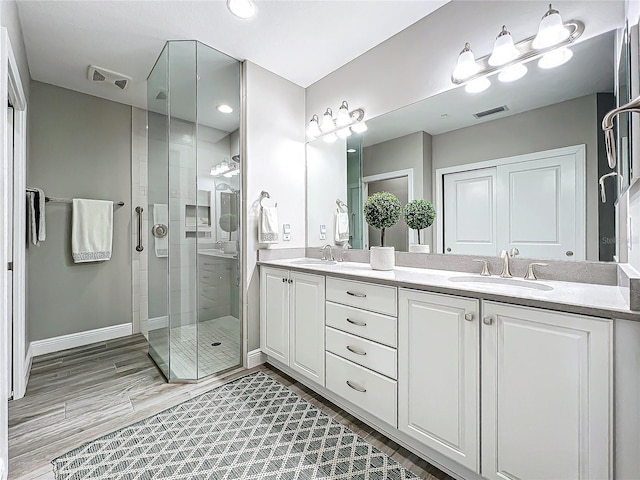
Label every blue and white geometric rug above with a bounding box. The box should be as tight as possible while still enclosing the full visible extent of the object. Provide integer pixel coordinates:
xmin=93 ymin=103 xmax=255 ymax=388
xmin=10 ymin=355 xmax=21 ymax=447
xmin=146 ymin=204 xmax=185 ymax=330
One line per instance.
xmin=52 ymin=371 xmax=419 ymax=479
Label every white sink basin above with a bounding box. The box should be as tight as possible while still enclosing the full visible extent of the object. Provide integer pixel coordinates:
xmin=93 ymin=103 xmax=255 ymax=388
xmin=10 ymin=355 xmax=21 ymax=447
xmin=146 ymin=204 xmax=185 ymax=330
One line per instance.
xmin=449 ymin=276 xmax=553 ymax=292
xmin=291 ymin=259 xmax=337 ymax=266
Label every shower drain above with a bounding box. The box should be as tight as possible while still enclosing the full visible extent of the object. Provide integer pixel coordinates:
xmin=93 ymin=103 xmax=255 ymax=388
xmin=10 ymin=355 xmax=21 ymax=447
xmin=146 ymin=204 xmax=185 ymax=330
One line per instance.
xmin=211 ymin=342 xmax=222 ymax=347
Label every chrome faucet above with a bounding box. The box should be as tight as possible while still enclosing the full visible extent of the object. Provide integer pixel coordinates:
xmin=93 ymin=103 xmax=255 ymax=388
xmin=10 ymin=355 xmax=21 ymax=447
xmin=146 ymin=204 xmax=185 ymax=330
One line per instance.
xmin=499 ymin=248 xmax=520 ymax=278
xmin=335 ymin=242 xmax=352 ymax=262
xmin=321 ymin=244 xmax=334 ymax=261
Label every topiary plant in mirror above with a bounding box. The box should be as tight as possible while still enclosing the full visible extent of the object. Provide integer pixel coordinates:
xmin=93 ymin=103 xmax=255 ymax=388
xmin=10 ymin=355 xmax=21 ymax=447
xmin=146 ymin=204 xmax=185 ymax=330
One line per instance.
xmin=363 ymin=191 xmax=402 ymax=270
xmin=404 ymin=199 xmax=435 ymax=250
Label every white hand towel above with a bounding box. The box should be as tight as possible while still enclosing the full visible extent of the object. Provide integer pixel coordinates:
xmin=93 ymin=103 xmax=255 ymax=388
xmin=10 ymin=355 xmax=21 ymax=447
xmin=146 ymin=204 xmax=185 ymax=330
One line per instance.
xmin=153 ymin=203 xmax=168 ymax=258
xmin=335 ymin=209 xmax=349 ymax=243
xmin=72 ymin=199 xmax=113 ymax=263
xmin=27 ymin=192 xmax=39 ymax=246
xmin=259 ymin=206 xmax=279 ymax=244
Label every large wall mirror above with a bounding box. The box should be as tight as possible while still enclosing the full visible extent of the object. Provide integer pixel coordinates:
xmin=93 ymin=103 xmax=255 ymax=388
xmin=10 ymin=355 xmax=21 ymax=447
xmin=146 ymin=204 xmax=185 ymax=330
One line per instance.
xmin=307 ymin=29 xmax=621 ymax=262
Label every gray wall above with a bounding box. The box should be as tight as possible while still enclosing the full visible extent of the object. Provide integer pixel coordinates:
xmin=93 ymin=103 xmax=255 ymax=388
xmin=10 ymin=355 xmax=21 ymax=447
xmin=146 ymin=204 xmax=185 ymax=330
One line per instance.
xmin=432 ymin=94 xmax=600 ymax=260
xmin=27 ymin=81 xmax=132 ymax=341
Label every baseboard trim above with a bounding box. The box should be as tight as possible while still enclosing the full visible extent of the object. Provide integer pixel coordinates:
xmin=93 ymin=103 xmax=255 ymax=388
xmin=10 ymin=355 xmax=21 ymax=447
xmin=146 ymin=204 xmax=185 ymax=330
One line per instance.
xmin=31 ymin=323 xmax=133 ymax=357
xmin=247 ymin=349 xmax=267 ymax=368
xmin=23 ymin=342 xmax=33 ymax=394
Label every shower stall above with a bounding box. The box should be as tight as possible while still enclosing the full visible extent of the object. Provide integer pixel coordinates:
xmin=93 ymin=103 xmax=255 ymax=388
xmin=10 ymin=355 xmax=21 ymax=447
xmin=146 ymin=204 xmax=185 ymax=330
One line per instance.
xmin=145 ymin=40 xmax=242 ymax=381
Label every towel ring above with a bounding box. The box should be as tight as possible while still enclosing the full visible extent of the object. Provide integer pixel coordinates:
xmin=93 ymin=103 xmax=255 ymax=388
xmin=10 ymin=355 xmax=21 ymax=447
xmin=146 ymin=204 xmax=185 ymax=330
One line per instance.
xmin=336 ymin=199 xmax=348 ymax=212
xmin=260 ymin=190 xmax=277 ymax=208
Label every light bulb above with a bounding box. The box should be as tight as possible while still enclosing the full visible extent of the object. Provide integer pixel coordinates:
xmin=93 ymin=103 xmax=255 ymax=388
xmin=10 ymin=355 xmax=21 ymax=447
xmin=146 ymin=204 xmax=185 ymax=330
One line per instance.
xmin=532 ymin=4 xmax=570 ymax=49
xmin=323 ymin=132 xmax=338 ymax=143
xmin=488 ymin=26 xmax=520 ymax=66
xmin=465 ymin=77 xmax=491 ymax=94
xmin=452 ymin=43 xmax=479 ymax=81
xmin=336 ymin=128 xmax=352 ymax=138
xmin=320 ymin=108 xmax=335 ymax=133
xmin=306 ymin=114 xmax=322 ymax=138
xmin=217 ymin=104 xmax=233 ymax=113
xmin=351 ymin=121 xmax=368 ymax=133
xmin=498 ymin=63 xmax=528 ymax=82
xmin=226 ymin=0 xmax=256 ymax=19
xmin=336 ymin=101 xmax=351 ymax=127
xmin=538 ymin=47 xmax=573 ymax=69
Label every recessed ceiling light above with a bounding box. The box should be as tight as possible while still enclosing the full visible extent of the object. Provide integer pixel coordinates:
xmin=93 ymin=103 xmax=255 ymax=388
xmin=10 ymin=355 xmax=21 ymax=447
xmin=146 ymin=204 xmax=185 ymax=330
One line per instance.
xmin=227 ymin=0 xmax=256 ymax=19
xmin=347 ymin=148 xmax=357 ymax=153
xmin=217 ymin=104 xmax=234 ymax=114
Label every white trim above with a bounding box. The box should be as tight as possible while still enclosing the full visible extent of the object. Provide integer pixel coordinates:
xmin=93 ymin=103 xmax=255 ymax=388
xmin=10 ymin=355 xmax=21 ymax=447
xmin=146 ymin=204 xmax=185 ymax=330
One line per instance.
xmin=23 ymin=343 xmax=32 ymax=393
xmin=147 ymin=315 xmax=168 ymax=331
xmin=361 ymin=168 xmax=415 ymax=248
xmin=30 ymin=323 xmax=133 ymax=358
xmin=247 ymin=349 xmax=267 ymax=368
xmin=434 ymin=144 xmax=587 ymax=256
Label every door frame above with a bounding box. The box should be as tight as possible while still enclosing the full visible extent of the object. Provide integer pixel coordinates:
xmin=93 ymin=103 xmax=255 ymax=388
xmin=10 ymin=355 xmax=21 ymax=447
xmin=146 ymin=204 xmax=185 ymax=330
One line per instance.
xmin=434 ymin=144 xmax=586 ymax=255
xmin=2 ymin=27 xmax=28 ymax=402
xmin=361 ymin=168 xmax=415 ymax=248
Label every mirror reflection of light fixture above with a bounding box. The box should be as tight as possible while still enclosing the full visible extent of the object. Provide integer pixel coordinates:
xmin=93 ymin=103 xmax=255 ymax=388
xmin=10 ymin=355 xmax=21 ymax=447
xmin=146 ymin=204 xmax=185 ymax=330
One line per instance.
xmin=210 ymin=156 xmax=240 ymax=177
xmin=538 ymin=47 xmax=573 ymax=69
xmin=306 ymin=101 xmax=366 ymax=141
xmin=498 ymin=63 xmax=527 ymax=82
xmin=217 ymin=104 xmax=233 ymax=113
xmin=227 ymin=0 xmax=256 ymax=19
xmin=488 ymin=26 xmax=520 ymax=66
xmin=452 ymin=43 xmax=479 ymax=81
xmin=450 ymin=6 xmax=583 ymax=95
xmin=532 ymin=4 xmax=570 ymax=49
xmin=465 ymin=77 xmax=491 ymax=94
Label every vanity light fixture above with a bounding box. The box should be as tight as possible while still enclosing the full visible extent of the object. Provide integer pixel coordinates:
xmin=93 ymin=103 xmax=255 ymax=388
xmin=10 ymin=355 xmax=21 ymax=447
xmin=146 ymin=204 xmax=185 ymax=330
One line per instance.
xmin=451 ymin=5 xmax=583 ymax=94
xmin=532 ymin=4 xmax=570 ymax=49
xmin=306 ymin=101 xmax=366 ymax=141
xmin=227 ymin=0 xmax=256 ymax=19
xmin=210 ymin=158 xmax=239 ymax=177
xmin=488 ymin=26 xmax=520 ymax=67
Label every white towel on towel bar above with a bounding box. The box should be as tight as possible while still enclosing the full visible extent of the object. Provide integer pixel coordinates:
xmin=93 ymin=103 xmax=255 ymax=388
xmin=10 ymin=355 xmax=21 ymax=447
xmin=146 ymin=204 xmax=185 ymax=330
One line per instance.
xmin=27 ymin=188 xmax=46 ymax=245
xmin=335 ymin=208 xmax=349 ymax=243
xmin=72 ymin=199 xmax=113 ymax=263
xmin=153 ymin=204 xmax=168 ymax=258
xmin=259 ymin=206 xmax=279 ymax=244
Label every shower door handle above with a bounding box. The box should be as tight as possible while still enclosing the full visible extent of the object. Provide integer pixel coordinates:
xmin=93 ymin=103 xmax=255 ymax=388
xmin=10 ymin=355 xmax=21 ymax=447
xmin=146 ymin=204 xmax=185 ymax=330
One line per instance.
xmin=135 ymin=206 xmax=144 ymax=252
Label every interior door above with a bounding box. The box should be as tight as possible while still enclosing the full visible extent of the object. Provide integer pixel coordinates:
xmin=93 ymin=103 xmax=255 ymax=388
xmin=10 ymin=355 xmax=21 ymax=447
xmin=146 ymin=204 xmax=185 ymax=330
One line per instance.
xmin=443 ymin=167 xmax=497 ymax=255
xmin=496 ymin=154 xmax=584 ymax=260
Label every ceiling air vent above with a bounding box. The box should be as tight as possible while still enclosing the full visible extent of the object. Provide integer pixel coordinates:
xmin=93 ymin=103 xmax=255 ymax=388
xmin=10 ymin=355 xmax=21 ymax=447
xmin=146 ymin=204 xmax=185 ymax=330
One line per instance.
xmin=473 ymin=105 xmax=509 ymax=119
xmin=87 ymin=65 xmax=132 ymax=91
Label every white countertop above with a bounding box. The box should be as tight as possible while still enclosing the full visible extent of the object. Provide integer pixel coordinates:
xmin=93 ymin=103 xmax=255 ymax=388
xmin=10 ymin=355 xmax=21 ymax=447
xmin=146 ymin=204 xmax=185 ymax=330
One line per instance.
xmin=258 ymin=258 xmax=638 ymax=321
xmin=198 ymin=249 xmax=238 ymax=259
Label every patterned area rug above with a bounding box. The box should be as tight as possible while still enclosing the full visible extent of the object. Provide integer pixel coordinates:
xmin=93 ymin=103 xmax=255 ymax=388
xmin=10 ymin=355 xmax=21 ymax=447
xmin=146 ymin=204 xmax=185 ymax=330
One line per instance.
xmin=52 ymin=371 xmax=419 ymax=479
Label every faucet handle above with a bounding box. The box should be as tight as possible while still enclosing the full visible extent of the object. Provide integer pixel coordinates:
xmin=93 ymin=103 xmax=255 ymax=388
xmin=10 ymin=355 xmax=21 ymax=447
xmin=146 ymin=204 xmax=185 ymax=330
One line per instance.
xmin=524 ymin=262 xmax=548 ymax=280
xmin=509 ymin=247 xmax=520 ymax=257
xmin=473 ymin=259 xmax=491 ymax=276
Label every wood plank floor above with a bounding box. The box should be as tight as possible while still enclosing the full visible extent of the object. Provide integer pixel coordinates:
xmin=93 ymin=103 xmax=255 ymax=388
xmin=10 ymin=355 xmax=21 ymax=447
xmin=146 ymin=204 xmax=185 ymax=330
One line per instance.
xmin=8 ymin=334 xmax=453 ymax=480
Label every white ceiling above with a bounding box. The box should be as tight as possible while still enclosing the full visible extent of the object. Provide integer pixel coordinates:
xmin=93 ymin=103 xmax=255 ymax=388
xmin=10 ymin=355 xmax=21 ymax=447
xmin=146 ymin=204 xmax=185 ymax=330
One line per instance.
xmin=363 ymin=30 xmax=615 ymax=146
xmin=16 ymin=0 xmax=449 ymax=113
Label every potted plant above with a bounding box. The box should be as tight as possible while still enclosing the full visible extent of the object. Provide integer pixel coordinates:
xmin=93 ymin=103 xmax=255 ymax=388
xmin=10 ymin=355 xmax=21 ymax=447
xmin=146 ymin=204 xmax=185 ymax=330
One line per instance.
xmin=364 ymin=191 xmax=402 ymax=270
xmin=219 ymin=213 xmax=238 ymax=253
xmin=404 ymin=199 xmax=436 ymax=253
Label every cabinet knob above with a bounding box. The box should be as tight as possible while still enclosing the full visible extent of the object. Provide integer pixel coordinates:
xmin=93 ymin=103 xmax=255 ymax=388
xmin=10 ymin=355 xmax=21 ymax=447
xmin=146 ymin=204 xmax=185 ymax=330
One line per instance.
xmin=483 ymin=316 xmax=494 ymax=325
xmin=464 ymin=313 xmax=474 ymax=322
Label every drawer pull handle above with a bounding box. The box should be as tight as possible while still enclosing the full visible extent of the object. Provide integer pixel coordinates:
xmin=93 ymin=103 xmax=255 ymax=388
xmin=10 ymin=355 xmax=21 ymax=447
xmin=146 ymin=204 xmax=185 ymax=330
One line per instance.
xmin=346 ymin=318 xmax=367 ymax=327
xmin=346 ymin=291 xmax=366 ymax=298
xmin=346 ymin=345 xmax=367 ymax=356
xmin=346 ymin=380 xmax=366 ymax=393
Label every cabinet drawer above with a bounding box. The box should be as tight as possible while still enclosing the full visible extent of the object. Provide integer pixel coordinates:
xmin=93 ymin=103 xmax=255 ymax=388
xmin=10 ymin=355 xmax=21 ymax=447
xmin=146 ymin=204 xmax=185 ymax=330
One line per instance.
xmin=326 ymin=352 xmax=397 ymax=428
xmin=326 ymin=327 xmax=397 ymax=379
xmin=326 ymin=302 xmax=397 ymax=347
xmin=326 ymin=277 xmax=397 ymax=316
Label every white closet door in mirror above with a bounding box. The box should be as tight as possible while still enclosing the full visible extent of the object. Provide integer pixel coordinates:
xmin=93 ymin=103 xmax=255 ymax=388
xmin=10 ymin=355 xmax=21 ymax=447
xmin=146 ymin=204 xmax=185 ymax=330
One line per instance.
xmin=443 ymin=167 xmax=497 ymax=256
xmin=496 ymin=147 xmax=585 ymax=261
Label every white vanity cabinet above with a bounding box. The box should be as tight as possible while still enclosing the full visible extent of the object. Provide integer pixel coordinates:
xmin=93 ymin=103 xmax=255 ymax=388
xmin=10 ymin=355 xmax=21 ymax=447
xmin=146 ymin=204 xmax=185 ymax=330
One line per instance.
xmin=481 ymin=301 xmax=612 ymax=480
xmin=260 ymin=267 xmax=325 ymax=386
xmin=398 ymin=289 xmax=480 ymax=473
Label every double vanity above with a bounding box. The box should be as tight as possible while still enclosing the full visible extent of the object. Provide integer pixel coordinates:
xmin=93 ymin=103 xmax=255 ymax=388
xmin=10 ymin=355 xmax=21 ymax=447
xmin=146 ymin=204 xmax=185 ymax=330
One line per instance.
xmin=258 ymin=254 xmax=639 ymax=480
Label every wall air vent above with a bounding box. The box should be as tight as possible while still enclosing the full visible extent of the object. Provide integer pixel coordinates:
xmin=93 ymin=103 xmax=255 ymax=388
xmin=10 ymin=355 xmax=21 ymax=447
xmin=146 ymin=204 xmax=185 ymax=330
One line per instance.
xmin=473 ymin=105 xmax=509 ymax=119
xmin=87 ymin=65 xmax=132 ymax=91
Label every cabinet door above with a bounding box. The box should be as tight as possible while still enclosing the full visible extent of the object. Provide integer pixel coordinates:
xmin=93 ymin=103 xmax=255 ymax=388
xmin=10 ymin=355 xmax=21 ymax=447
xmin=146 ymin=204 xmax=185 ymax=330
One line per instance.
xmin=482 ymin=302 xmax=611 ymax=480
xmin=260 ymin=267 xmax=290 ymax=364
xmin=290 ymin=271 xmax=325 ymax=385
xmin=398 ymin=289 xmax=480 ymax=472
